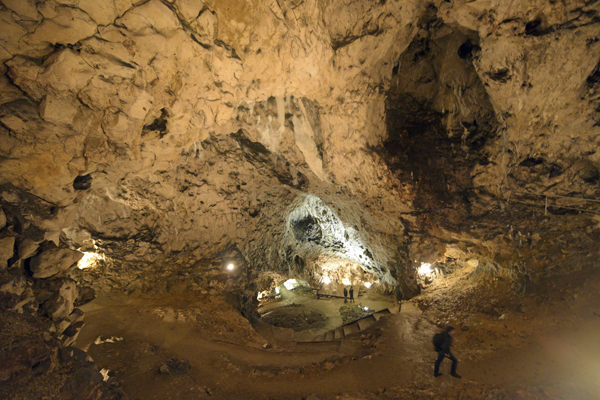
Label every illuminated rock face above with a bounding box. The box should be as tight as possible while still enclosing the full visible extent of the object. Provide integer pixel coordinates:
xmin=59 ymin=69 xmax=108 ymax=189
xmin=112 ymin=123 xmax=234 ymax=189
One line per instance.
xmin=0 ymin=0 xmax=599 ymax=302
xmin=282 ymin=194 xmax=397 ymax=285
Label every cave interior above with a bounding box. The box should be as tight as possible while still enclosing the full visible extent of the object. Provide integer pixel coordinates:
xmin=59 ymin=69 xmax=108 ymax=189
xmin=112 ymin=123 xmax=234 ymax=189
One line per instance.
xmin=1 ymin=0 xmax=600 ymax=399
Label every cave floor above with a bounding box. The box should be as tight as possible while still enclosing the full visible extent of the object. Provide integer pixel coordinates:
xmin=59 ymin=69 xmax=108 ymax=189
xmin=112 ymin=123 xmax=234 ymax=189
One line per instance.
xmin=76 ymin=268 xmax=600 ymax=400
xmin=256 ymin=286 xmax=397 ymax=336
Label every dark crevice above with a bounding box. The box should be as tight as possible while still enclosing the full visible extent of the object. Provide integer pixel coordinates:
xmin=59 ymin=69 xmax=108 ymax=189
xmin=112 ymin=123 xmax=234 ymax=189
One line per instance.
xmin=73 ymin=174 xmax=92 ymax=191
xmin=487 ymin=68 xmax=511 ymax=83
xmin=142 ymin=108 xmax=168 ymax=138
xmin=519 ymin=157 xmax=544 ymax=167
xmin=457 ymin=39 xmax=480 ymax=60
xmin=587 ymin=59 xmax=600 ymax=86
xmin=214 ymin=39 xmax=242 ymax=61
xmin=547 ymin=163 xmax=563 ymax=178
xmin=525 ymin=19 xmax=543 ymax=35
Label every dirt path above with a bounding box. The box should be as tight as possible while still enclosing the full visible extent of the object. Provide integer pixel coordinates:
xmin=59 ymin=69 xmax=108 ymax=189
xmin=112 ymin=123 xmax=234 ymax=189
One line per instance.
xmin=462 ymin=317 xmax=600 ymax=398
xmin=77 ymin=293 xmax=436 ymax=399
xmin=76 ymin=279 xmax=600 ymax=400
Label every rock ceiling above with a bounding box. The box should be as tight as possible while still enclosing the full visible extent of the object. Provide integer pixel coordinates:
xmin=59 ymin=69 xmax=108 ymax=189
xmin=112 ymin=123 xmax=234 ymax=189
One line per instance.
xmin=1 ymin=0 xmax=600 ymax=302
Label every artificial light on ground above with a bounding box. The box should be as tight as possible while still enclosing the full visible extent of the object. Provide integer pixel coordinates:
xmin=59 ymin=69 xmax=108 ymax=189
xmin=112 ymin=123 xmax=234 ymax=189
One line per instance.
xmin=227 ymin=264 xmax=234 ymax=271
xmin=418 ymin=262 xmax=432 ymax=275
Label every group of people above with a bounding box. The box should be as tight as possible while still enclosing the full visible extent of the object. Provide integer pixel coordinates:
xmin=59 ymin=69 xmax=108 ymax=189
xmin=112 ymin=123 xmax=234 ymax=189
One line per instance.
xmin=343 ymin=286 xmax=354 ymax=303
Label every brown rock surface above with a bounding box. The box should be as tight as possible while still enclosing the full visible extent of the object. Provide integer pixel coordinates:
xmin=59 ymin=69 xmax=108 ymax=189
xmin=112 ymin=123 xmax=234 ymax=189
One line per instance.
xmin=30 ymin=247 xmax=83 ymax=279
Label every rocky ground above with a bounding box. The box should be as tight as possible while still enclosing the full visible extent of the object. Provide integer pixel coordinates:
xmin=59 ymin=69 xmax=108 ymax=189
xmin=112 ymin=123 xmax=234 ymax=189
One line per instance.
xmin=0 ymin=310 xmax=128 ymax=400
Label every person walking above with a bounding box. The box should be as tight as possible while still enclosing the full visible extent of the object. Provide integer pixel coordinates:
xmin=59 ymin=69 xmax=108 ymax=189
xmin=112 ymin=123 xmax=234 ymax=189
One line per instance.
xmin=349 ymin=286 xmax=354 ymax=303
xmin=433 ymin=326 xmax=461 ymax=378
xmin=343 ymin=287 xmax=348 ymax=303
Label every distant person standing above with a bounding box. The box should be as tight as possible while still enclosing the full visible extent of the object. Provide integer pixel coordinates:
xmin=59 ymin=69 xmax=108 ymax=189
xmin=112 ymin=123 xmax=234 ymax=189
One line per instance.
xmin=343 ymin=287 xmax=348 ymax=303
xmin=433 ymin=326 xmax=461 ymax=378
xmin=349 ymin=286 xmax=354 ymax=303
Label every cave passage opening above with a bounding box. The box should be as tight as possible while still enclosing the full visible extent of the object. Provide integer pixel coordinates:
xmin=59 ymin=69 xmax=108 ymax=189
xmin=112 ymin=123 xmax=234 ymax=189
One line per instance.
xmin=282 ymin=194 xmax=397 ymax=287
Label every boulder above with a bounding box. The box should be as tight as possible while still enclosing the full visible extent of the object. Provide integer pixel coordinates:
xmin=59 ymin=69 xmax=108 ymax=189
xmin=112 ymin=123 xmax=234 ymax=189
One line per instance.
xmin=13 ymin=287 xmax=37 ymax=314
xmin=42 ymin=279 xmax=78 ymax=321
xmin=69 ymin=308 xmax=85 ymax=324
xmin=30 ymin=247 xmax=83 ymax=279
xmin=75 ymin=286 xmax=96 ymax=307
xmin=0 ymin=236 xmax=15 ymax=269
xmin=18 ymin=238 xmax=39 ymax=260
xmin=56 ymin=318 xmax=72 ymax=334
xmin=62 ymin=321 xmax=85 ymax=347
xmin=63 ymin=321 xmax=85 ymax=338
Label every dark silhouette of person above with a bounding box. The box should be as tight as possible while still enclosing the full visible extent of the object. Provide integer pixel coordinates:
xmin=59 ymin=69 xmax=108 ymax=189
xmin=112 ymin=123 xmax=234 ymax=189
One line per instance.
xmin=343 ymin=287 xmax=348 ymax=303
xmin=349 ymin=286 xmax=354 ymax=303
xmin=434 ymin=326 xmax=460 ymax=378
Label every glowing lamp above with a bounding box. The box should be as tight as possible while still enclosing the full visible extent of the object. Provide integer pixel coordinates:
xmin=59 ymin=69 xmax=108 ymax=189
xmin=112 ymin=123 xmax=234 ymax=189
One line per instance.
xmin=323 ymin=276 xmax=331 ymax=284
xmin=418 ymin=262 xmax=432 ymax=275
xmin=364 ymin=282 xmax=372 ymax=288
xmin=227 ymin=264 xmax=234 ymax=271
xmin=78 ymin=252 xmax=99 ymax=269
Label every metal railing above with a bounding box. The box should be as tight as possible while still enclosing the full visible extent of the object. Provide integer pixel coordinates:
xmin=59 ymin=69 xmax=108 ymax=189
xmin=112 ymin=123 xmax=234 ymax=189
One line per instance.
xmin=506 ymin=190 xmax=600 ymax=216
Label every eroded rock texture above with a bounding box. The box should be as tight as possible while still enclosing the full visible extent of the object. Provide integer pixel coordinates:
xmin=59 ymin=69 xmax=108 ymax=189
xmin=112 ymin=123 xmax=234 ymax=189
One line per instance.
xmin=1 ymin=3 xmax=600 ymax=385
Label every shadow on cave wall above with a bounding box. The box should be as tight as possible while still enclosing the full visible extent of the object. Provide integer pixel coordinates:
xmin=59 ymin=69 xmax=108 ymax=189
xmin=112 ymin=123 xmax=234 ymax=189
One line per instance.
xmin=377 ymin=7 xmax=499 ymax=228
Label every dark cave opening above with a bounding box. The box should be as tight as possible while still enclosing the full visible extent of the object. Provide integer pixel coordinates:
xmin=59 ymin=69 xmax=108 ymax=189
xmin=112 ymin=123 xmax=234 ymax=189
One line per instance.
xmin=378 ymin=23 xmax=498 ymax=221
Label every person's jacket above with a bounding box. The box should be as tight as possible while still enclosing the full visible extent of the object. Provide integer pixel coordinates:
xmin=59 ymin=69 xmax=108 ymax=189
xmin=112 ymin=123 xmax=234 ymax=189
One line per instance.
xmin=440 ymin=331 xmax=453 ymax=353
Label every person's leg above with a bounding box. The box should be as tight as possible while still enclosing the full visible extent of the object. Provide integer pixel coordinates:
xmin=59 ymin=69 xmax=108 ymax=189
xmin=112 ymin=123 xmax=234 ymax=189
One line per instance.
xmin=448 ymin=352 xmax=460 ymax=377
xmin=434 ymin=351 xmax=445 ymax=376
